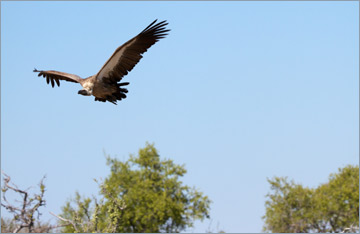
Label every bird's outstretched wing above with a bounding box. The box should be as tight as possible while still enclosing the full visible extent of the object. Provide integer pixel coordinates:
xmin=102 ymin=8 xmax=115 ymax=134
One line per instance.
xmin=33 ymin=69 xmax=82 ymax=88
xmin=96 ymin=19 xmax=170 ymax=83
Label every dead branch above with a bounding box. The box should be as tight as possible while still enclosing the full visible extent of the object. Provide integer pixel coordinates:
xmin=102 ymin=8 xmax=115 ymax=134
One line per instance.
xmin=1 ymin=172 xmax=58 ymax=233
xmin=49 ymin=211 xmax=79 ymax=232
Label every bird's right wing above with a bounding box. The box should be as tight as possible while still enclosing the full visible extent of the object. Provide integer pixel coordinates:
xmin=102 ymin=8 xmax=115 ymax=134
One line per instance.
xmin=95 ymin=20 xmax=170 ymax=83
xmin=33 ymin=69 xmax=82 ymax=88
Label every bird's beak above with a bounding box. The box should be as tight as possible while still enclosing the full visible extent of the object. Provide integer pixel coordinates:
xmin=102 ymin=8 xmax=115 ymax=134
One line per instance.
xmin=78 ymin=90 xmax=88 ymax=95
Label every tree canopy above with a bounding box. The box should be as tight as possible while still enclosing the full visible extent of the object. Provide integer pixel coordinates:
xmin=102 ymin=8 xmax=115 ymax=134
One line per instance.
xmin=262 ymin=165 xmax=359 ymax=233
xmin=60 ymin=143 xmax=211 ymax=233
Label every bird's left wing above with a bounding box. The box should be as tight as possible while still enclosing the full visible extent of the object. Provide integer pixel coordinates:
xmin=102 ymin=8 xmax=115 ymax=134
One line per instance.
xmin=96 ymin=20 xmax=170 ymax=83
xmin=33 ymin=69 xmax=82 ymax=87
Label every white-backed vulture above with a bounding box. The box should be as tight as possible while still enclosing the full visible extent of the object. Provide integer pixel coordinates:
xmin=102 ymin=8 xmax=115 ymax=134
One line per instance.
xmin=34 ymin=20 xmax=170 ymax=105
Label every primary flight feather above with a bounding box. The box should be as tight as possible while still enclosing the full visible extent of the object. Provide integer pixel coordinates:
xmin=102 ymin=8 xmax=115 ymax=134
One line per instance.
xmin=34 ymin=20 xmax=170 ymax=105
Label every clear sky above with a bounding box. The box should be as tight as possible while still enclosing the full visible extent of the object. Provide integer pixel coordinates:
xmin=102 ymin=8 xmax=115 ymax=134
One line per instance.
xmin=1 ymin=1 xmax=358 ymax=232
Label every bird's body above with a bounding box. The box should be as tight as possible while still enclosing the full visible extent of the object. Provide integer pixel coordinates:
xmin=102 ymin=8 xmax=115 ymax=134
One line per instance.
xmin=34 ymin=20 xmax=170 ymax=105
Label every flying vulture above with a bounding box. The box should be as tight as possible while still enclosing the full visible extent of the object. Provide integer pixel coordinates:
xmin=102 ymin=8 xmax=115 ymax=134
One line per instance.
xmin=34 ymin=20 xmax=170 ymax=105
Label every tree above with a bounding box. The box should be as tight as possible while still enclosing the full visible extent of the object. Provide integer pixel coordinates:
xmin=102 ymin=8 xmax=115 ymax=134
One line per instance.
xmin=1 ymin=172 xmax=64 ymax=233
xmin=59 ymin=143 xmax=211 ymax=233
xmin=312 ymin=165 xmax=359 ymax=232
xmin=262 ymin=165 xmax=359 ymax=233
xmin=52 ymin=188 xmax=126 ymax=233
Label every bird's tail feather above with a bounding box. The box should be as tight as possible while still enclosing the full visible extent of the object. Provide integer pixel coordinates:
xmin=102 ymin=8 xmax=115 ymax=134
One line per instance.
xmin=118 ymin=82 xmax=129 ymax=87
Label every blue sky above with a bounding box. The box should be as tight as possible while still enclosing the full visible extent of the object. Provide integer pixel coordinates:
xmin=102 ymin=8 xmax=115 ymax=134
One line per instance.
xmin=1 ymin=1 xmax=358 ymax=232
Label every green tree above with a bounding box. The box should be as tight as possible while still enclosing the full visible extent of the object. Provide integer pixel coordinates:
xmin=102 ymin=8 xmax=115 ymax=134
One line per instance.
xmin=262 ymin=165 xmax=359 ymax=233
xmin=312 ymin=165 xmax=359 ymax=232
xmin=59 ymin=143 xmax=211 ymax=233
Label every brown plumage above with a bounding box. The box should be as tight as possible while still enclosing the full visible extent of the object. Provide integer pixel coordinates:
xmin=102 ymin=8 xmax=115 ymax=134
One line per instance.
xmin=33 ymin=19 xmax=170 ymax=105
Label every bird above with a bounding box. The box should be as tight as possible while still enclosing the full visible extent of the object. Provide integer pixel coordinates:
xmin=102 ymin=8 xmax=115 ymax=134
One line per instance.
xmin=33 ymin=19 xmax=170 ymax=105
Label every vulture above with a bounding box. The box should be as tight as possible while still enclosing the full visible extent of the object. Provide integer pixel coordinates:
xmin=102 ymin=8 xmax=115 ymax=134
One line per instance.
xmin=34 ymin=19 xmax=170 ymax=105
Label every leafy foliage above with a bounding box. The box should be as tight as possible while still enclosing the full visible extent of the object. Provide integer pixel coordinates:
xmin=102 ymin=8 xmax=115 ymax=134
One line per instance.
xmin=59 ymin=188 xmax=126 ymax=233
xmin=262 ymin=165 xmax=359 ymax=233
xmin=312 ymin=165 xmax=359 ymax=232
xmin=60 ymin=143 xmax=211 ymax=233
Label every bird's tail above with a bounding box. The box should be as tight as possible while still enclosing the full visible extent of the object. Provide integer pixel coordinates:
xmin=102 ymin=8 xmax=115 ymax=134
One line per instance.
xmin=118 ymin=82 xmax=129 ymax=87
xmin=105 ymin=82 xmax=130 ymax=104
xmin=95 ymin=82 xmax=130 ymax=105
xmin=117 ymin=82 xmax=129 ymax=96
xmin=115 ymin=82 xmax=129 ymax=99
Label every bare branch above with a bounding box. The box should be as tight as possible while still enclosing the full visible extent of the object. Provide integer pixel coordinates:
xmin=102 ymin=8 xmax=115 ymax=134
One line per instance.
xmin=49 ymin=211 xmax=79 ymax=232
xmin=1 ymin=172 xmax=51 ymax=233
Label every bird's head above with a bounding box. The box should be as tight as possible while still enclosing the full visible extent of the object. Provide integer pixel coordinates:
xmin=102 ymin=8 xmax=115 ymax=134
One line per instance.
xmin=78 ymin=89 xmax=91 ymax=96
